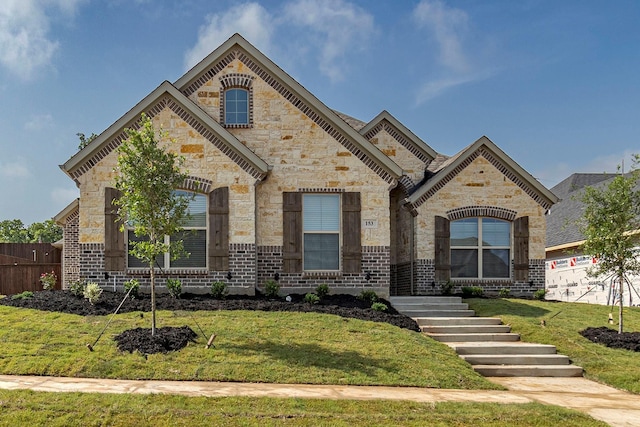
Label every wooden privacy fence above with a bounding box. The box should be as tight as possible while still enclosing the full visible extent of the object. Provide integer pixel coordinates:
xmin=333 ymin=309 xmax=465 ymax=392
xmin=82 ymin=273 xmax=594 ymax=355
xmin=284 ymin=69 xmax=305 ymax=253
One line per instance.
xmin=0 ymin=263 xmax=62 ymax=295
xmin=0 ymin=243 xmax=62 ymax=295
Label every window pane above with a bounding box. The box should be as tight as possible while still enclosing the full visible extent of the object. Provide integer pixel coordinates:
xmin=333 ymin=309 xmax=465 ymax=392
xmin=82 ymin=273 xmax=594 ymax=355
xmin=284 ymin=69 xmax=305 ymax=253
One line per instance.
xmin=178 ymin=192 xmax=206 ymax=227
xmin=303 ymin=194 xmax=339 ymax=231
xmin=225 ymin=89 xmax=249 ymax=124
xmin=127 ymin=231 xmax=164 ymax=268
xmin=451 ymin=218 xmax=478 ymax=246
xmin=304 ymin=233 xmax=339 ymax=270
xmin=483 ymin=249 xmax=510 ymax=278
xmin=451 ymin=249 xmax=478 ymax=278
xmin=171 ymin=230 xmax=206 ymax=268
xmin=482 ymin=218 xmax=510 ymax=246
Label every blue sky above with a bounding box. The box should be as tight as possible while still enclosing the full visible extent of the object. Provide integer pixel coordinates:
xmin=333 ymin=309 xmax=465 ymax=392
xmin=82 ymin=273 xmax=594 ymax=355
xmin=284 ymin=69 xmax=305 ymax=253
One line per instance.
xmin=1 ymin=0 xmax=639 ymax=225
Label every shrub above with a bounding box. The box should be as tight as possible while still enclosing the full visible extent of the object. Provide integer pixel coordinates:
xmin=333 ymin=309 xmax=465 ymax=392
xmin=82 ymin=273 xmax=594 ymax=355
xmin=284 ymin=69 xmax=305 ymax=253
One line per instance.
xmin=371 ymin=302 xmax=388 ymax=312
xmin=533 ymin=289 xmax=546 ymax=300
xmin=315 ymin=283 xmax=329 ymax=299
xmin=264 ymin=279 xmax=280 ymax=298
xmin=83 ymin=282 xmax=103 ymax=305
xmin=304 ymin=293 xmax=320 ymax=304
xmin=40 ymin=271 xmax=57 ymax=290
xmin=166 ymin=278 xmax=182 ymax=298
xmin=124 ymin=279 xmax=140 ymax=299
xmin=462 ymin=286 xmax=484 ymax=298
xmin=441 ymin=281 xmax=454 ymax=296
xmin=499 ymin=288 xmax=511 ymax=298
xmin=210 ymin=281 xmax=228 ymax=299
xmin=358 ymin=290 xmax=378 ymax=303
xmin=11 ymin=291 xmax=34 ymax=300
xmin=69 ymin=280 xmax=87 ymax=297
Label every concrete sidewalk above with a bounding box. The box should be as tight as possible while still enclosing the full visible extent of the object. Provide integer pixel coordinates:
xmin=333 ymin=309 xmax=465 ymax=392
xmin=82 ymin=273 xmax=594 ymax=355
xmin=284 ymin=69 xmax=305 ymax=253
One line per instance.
xmin=0 ymin=375 xmax=638 ymax=426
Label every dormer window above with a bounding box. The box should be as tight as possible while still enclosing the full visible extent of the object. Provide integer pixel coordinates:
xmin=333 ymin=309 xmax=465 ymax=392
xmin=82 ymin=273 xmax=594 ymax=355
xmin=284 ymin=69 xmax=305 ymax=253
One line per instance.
xmin=219 ymin=73 xmax=253 ymax=128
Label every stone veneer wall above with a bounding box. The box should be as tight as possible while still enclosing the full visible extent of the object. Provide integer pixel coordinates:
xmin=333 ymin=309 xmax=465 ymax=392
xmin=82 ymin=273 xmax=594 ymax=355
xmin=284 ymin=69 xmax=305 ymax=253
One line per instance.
xmin=257 ymin=245 xmax=391 ymax=298
xmin=77 ymin=243 xmax=256 ymax=295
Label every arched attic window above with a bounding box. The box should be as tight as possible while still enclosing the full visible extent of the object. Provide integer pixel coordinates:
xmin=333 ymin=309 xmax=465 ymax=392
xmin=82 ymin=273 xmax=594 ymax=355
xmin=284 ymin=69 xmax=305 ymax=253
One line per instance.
xmin=219 ymin=73 xmax=254 ymax=128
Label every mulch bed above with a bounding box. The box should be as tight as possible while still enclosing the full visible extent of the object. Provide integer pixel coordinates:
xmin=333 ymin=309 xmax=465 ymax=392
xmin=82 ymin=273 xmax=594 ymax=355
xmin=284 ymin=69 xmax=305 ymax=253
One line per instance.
xmin=1 ymin=290 xmax=419 ymax=355
xmin=579 ymin=326 xmax=640 ymax=352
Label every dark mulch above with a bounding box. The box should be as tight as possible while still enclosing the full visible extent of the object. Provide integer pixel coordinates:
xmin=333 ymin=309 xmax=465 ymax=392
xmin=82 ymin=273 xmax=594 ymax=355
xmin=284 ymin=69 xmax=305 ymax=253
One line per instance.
xmin=114 ymin=326 xmax=198 ymax=355
xmin=1 ymin=290 xmax=419 ymax=354
xmin=580 ymin=327 xmax=640 ymax=352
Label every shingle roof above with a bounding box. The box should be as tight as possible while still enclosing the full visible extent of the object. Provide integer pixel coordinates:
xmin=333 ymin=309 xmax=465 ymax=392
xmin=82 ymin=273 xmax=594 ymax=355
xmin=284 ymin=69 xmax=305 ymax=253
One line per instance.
xmin=546 ymin=173 xmax=640 ymax=248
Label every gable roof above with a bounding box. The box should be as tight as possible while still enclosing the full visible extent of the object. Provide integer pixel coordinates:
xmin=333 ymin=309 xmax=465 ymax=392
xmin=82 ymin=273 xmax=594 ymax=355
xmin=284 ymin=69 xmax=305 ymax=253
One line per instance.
xmin=546 ymin=173 xmax=640 ymax=250
xmin=53 ymin=198 xmax=79 ymax=226
xmin=360 ymin=110 xmax=438 ymax=164
xmin=175 ymin=33 xmax=403 ymax=184
xmin=407 ymin=136 xmax=558 ymax=211
xmin=60 ymin=81 xmax=270 ymax=185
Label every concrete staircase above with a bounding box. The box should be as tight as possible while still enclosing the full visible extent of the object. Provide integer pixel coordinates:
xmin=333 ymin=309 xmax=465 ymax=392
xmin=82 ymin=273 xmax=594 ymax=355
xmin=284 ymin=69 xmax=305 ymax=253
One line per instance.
xmin=390 ymin=296 xmax=583 ymax=377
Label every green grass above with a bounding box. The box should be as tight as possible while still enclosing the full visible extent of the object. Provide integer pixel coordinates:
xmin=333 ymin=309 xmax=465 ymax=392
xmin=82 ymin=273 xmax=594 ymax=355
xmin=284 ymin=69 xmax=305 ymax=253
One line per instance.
xmin=0 ymin=389 xmax=606 ymax=426
xmin=466 ymin=298 xmax=640 ymax=393
xmin=0 ymin=305 xmax=496 ymax=389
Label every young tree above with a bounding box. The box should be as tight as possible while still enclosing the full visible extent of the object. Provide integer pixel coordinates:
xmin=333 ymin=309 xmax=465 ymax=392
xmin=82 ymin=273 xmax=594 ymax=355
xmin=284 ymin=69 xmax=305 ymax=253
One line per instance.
xmin=113 ymin=114 xmax=191 ymax=336
xmin=578 ymin=156 xmax=640 ymax=333
xmin=77 ymin=132 xmax=98 ymax=150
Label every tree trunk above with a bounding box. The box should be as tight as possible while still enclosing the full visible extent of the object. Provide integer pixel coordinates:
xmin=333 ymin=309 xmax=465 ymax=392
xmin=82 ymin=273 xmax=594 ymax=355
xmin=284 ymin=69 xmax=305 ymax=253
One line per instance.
xmin=618 ymin=274 xmax=624 ymax=334
xmin=150 ymin=261 xmax=156 ymax=336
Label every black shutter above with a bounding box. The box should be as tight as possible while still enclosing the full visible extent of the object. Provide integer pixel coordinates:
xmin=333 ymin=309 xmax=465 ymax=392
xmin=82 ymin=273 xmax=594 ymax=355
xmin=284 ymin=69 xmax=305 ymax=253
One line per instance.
xmin=209 ymin=187 xmax=229 ymax=271
xmin=514 ymin=216 xmax=529 ymax=281
xmin=282 ymin=192 xmax=302 ymax=273
xmin=434 ymin=215 xmax=450 ymax=282
xmin=342 ymin=192 xmax=361 ymax=273
xmin=104 ymin=187 xmax=125 ymax=271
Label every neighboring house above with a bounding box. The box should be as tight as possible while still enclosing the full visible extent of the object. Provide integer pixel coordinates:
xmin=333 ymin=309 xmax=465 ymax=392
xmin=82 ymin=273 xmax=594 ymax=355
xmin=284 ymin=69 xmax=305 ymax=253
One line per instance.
xmin=56 ymin=33 xmax=557 ymax=298
xmin=545 ymin=173 xmax=640 ymax=305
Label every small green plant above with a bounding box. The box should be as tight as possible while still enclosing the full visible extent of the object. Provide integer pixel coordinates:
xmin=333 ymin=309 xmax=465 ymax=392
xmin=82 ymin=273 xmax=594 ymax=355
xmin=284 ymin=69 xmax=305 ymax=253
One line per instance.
xmin=358 ymin=289 xmax=378 ymax=303
xmin=11 ymin=291 xmax=34 ymax=300
xmin=264 ymin=279 xmax=280 ymax=298
xmin=39 ymin=271 xmax=57 ymax=290
xmin=210 ymin=281 xmax=228 ymax=299
xmin=68 ymin=279 xmax=87 ymax=297
xmin=83 ymin=282 xmax=103 ymax=305
xmin=304 ymin=293 xmax=320 ymax=304
xmin=371 ymin=302 xmax=388 ymax=312
xmin=461 ymin=286 xmax=484 ymax=297
xmin=124 ymin=279 xmax=140 ymax=299
xmin=441 ymin=281 xmax=454 ymax=296
xmin=166 ymin=278 xmax=182 ymax=298
xmin=499 ymin=288 xmax=511 ymax=298
xmin=533 ymin=289 xmax=546 ymax=300
xmin=315 ymin=283 xmax=329 ymax=299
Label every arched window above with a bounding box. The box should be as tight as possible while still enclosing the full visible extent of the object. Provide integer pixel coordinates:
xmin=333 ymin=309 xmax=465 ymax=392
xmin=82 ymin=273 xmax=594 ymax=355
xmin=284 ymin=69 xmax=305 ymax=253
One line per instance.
xmin=224 ymin=88 xmax=249 ymax=125
xmin=127 ymin=191 xmax=207 ymax=269
xmin=450 ymin=217 xmax=511 ymax=279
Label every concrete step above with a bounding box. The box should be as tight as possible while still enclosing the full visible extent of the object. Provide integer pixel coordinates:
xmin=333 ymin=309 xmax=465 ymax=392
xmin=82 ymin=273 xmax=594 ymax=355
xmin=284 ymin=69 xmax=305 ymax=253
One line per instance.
xmin=403 ymin=309 xmax=476 ymax=317
xmin=393 ymin=303 xmax=469 ymax=311
xmin=390 ymin=296 xmax=462 ymax=304
xmin=421 ymin=324 xmax=512 ymax=334
xmin=427 ymin=332 xmax=520 ymax=342
xmin=473 ymin=364 xmax=584 ymax=377
xmin=461 ymin=354 xmax=571 ymax=366
xmin=451 ymin=342 xmax=558 ymax=355
xmin=415 ymin=317 xmax=502 ymax=326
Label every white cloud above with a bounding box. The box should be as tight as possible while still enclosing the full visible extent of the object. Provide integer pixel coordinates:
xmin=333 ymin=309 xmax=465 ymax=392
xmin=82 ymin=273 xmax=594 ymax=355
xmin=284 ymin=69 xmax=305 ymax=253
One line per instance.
xmin=413 ymin=0 xmax=469 ymax=73
xmin=0 ymin=0 xmax=84 ymax=79
xmin=415 ymin=75 xmax=477 ymax=105
xmin=24 ymin=113 xmax=54 ymax=131
xmin=0 ymin=159 xmax=31 ymax=178
xmin=183 ymin=3 xmax=273 ymax=71
xmin=283 ymin=0 xmax=375 ymax=82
